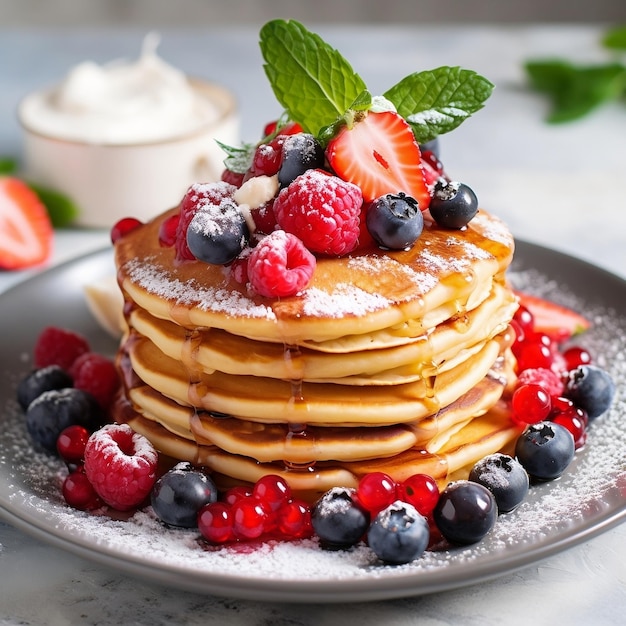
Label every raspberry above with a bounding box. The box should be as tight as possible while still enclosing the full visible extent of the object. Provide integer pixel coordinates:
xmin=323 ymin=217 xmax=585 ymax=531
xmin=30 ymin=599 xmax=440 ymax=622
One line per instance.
xmin=175 ymin=182 xmax=236 ymax=261
xmin=70 ymin=352 xmax=120 ymax=409
xmin=517 ymin=367 xmax=564 ymax=397
xmin=273 ymin=169 xmax=363 ymax=256
xmin=83 ymin=423 xmax=158 ymax=511
xmin=33 ymin=326 xmax=90 ymax=370
xmin=247 ymin=230 xmax=316 ymax=298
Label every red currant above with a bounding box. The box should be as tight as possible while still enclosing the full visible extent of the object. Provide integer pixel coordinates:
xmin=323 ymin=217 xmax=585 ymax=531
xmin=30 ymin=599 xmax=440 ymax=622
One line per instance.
xmin=513 ymin=303 xmax=534 ymax=335
xmin=220 ymin=168 xmax=245 ymax=188
xmin=252 ymin=474 xmax=291 ymax=512
xmin=511 ymin=383 xmax=551 ymax=425
xmin=158 ymin=213 xmax=179 ymax=247
xmin=514 ymin=339 xmax=555 ymax=371
xmin=57 ymin=425 xmax=90 ymax=465
xmin=62 ymin=468 xmax=103 ymax=511
xmin=356 ymin=472 xmax=397 ymax=513
xmin=562 ymin=346 xmax=592 ymax=371
xmin=398 ymin=473 xmax=440 ymax=516
xmin=223 ymin=485 xmax=253 ymax=506
xmin=110 ymin=217 xmax=142 ymax=244
xmin=231 ymin=496 xmax=272 ymax=540
xmin=198 ymin=501 xmax=234 ymax=544
xmin=276 ymin=499 xmax=312 ymax=539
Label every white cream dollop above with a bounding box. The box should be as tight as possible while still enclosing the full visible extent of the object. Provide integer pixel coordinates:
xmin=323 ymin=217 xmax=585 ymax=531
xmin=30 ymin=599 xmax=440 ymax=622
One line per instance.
xmin=20 ymin=33 xmax=220 ymax=144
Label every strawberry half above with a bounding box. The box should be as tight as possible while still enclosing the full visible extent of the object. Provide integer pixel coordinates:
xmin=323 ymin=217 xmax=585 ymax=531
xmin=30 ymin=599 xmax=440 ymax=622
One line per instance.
xmin=0 ymin=177 xmax=53 ymax=270
xmin=515 ymin=290 xmax=591 ymax=343
xmin=326 ymin=111 xmax=430 ymax=208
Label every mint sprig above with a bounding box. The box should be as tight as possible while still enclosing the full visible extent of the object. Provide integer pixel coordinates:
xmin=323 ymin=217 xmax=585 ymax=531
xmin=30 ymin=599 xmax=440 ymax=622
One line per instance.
xmin=383 ymin=67 xmax=494 ymax=144
xmin=525 ymin=24 xmax=626 ymax=123
xmin=259 ymin=20 xmax=367 ymax=137
xmin=259 ymin=20 xmax=492 ymax=145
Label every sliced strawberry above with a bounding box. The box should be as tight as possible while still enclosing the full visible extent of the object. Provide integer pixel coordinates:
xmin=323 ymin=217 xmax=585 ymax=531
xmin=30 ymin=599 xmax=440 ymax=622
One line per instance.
xmin=326 ymin=111 xmax=430 ymax=208
xmin=0 ymin=177 xmax=52 ymax=270
xmin=515 ymin=290 xmax=591 ymax=342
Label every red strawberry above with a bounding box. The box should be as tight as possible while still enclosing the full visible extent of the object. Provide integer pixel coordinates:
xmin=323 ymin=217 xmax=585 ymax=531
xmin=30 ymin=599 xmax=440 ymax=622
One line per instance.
xmin=515 ymin=291 xmax=591 ymax=342
xmin=326 ymin=111 xmax=430 ymax=208
xmin=0 ymin=177 xmax=52 ymax=270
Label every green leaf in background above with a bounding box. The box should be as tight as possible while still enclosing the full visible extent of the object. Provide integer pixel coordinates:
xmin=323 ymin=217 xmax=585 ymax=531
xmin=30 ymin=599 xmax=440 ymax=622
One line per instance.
xmin=602 ymin=24 xmax=626 ymax=50
xmin=259 ymin=20 xmax=367 ymax=137
xmin=27 ymin=183 xmax=79 ymax=228
xmin=383 ymin=67 xmax=495 ymax=144
xmin=0 ymin=157 xmax=17 ymax=175
xmin=525 ymin=59 xmax=626 ymax=123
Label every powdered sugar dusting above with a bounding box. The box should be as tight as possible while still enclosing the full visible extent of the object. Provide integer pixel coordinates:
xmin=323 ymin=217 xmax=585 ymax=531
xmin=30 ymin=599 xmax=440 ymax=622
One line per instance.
xmin=1 ymin=268 xmax=625 ymax=597
xmin=302 ymin=284 xmax=390 ymax=317
xmin=124 ymin=257 xmax=276 ymax=320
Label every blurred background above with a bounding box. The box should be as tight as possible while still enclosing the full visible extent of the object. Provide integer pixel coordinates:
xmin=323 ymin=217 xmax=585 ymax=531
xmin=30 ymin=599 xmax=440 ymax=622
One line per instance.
xmin=2 ymin=0 xmax=624 ymax=27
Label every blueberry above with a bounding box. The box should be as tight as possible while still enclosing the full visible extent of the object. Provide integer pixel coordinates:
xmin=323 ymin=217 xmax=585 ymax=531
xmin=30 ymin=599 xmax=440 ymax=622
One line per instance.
xmin=515 ymin=421 xmax=575 ymax=481
xmin=25 ymin=388 xmax=102 ymax=453
xmin=469 ymin=453 xmax=529 ymax=513
xmin=151 ymin=462 xmax=218 ymax=528
xmin=366 ymin=192 xmax=424 ymax=250
xmin=433 ymin=480 xmax=497 ymax=545
xmin=429 ymin=180 xmax=478 ymax=229
xmin=367 ymin=501 xmax=430 ymax=564
xmin=17 ymin=365 xmax=73 ymax=410
xmin=186 ymin=200 xmax=249 ymax=265
xmin=277 ymin=133 xmax=325 ymax=188
xmin=310 ymin=487 xmax=370 ymax=550
xmin=565 ymin=364 xmax=615 ymax=419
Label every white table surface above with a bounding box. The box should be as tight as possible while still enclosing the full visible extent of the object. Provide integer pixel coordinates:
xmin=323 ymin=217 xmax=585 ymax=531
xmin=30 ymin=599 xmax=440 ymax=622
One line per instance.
xmin=1 ymin=24 xmax=625 ymax=625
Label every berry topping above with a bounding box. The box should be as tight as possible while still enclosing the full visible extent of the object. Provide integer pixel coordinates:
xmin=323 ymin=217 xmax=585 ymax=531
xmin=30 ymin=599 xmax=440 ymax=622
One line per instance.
xmin=110 ymin=217 xmax=143 ymax=244
xmin=326 ymin=110 xmax=430 ymax=207
xmin=469 ymin=453 xmax=529 ymax=513
xmin=273 ymin=169 xmax=362 ymax=256
xmin=277 ymin=133 xmax=325 ymax=188
xmin=565 ymin=364 xmax=615 ymax=419
xmin=69 ymin=352 xmax=120 ymax=410
xmin=366 ymin=192 xmax=424 ymax=250
xmin=0 ymin=177 xmax=52 ymax=270
xmin=433 ymin=480 xmax=497 ymax=545
xmin=56 ymin=424 xmax=91 ymax=466
xmin=428 ymin=180 xmax=478 ymax=229
xmin=83 ymin=423 xmax=158 ymax=511
xmin=186 ymin=198 xmax=250 ymax=265
xmin=62 ymin=468 xmax=104 ymax=511
xmin=16 ymin=365 xmax=73 ymax=410
xmin=367 ymin=501 xmax=430 ymax=565
xmin=247 ymin=230 xmax=316 ymax=298
xmin=310 ymin=487 xmax=370 ymax=550
xmin=198 ymin=501 xmax=234 ymax=544
xmin=151 ymin=462 xmax=218 ymax=528
xmin=516 ymin=367 xmax=564 ymax=397
xmin=397 ymin=473 xmax=440 ymax=517
xmin=174 ymin=182 xmax=237 ymax=261
xmin=515 ymin=291 xmax=591 ymax=343
xmin=26 ymin=388 xmax=102 ymax=453
xmin=33 ymin=326 xmax=90 ymax=370
xmin=356 ymin=471 xmax=398 ymax=515
xmin=158 ymin=213 xmax=179 ymax=247
xmin=514 ymin=421 xmax=575 ymax=481
xmin=511 ymin=382 xmax=552 ymax=425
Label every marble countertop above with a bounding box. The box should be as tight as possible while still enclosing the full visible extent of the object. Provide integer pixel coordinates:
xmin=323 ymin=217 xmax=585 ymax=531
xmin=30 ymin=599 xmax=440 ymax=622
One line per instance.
xmin=1 ymin=24 xmax=625 ymax=625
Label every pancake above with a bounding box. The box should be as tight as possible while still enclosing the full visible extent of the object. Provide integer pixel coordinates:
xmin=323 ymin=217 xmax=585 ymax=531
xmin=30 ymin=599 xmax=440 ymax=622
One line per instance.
xmin=112 ymin=202 xmax=521 ymax=499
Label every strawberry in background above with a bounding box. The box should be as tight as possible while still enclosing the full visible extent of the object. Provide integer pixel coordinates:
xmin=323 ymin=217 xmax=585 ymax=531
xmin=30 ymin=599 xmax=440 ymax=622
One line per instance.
xmin=0 ymin=176 xmax=53 ymax=270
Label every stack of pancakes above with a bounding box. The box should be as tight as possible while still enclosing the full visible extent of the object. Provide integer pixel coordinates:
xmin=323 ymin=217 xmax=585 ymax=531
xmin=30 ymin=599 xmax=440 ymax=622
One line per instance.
xmin=113 ymin=207 xmax=523 ymax=499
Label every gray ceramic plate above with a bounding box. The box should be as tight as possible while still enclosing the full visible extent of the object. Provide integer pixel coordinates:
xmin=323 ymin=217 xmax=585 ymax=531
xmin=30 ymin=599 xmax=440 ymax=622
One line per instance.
xmin=0 ymin=243 xmax=625 ymax=603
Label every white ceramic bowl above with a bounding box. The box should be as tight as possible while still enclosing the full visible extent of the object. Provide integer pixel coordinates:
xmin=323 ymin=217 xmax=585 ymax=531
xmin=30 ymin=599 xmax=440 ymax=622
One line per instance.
xmin=19 ymin=79 xmax=239 ymax=228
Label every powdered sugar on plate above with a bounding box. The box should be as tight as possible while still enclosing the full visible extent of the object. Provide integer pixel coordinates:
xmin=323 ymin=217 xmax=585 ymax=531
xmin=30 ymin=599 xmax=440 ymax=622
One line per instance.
xmin=0 ymin=262 xmax=625 ymax=599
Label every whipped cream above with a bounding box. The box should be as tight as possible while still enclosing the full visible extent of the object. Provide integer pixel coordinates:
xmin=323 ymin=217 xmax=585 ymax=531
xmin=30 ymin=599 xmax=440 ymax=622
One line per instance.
xmin=19 ymin=34 xmax=221 ymax=144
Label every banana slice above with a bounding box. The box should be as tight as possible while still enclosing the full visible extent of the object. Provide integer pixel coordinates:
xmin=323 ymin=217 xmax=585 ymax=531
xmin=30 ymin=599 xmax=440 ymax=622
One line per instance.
xmin=84 ymin=274 xmax=126 ymax=338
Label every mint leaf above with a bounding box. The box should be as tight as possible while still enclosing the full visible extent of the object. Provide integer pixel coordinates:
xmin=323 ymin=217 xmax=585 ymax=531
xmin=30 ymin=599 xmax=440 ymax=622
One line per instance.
xmin=383 ymin=67 xmax=494 ymax=144
xmin=259 ymin=20 xmax=367 ymax=136
xmin=28 ymin=183 xmax=79 ymax=228
xmin=602 ymin=25 xmax=626 ymax=50
xmin=216 ymin=140 xmax=255 ymax=174
xmin=525 ymin=59 xmax=626 ymax=123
